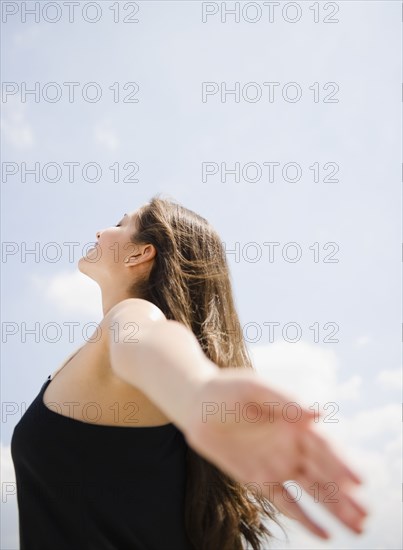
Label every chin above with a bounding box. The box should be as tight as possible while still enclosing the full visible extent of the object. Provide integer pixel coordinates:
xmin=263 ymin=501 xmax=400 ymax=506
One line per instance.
xmin=78 ymin=257 xmax=96 ymax=281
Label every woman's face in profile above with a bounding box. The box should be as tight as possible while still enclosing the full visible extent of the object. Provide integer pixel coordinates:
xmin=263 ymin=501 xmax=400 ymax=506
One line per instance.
xmin=78 ymin=209 xmax=140 ymax=283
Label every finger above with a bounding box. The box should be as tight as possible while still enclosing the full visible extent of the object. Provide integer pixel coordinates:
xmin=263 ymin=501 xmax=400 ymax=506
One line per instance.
xmin=294 ymin=468 xmax=368 ymax=534
xmin=270 ymin=484 xmax=330 ymax=540
xmin=300 ymin=429 xmax=363 ymax=485
xmin=300 ymin=457 xmax=368 ymax=518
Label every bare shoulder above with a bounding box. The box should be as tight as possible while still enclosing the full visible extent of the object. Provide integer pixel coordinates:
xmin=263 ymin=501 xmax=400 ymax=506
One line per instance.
xmin=103 ymin=298 xmax=166 ymax=326
xmin=99 ymin=298 xmax=167 ymax=357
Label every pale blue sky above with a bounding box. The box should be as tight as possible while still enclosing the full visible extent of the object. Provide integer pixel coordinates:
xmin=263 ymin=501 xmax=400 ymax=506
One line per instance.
xmin=1 ymin=1 xmax=401 ymax=548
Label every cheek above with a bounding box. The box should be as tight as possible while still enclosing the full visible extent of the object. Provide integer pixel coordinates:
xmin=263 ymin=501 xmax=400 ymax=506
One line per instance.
xmin=100 ymin=235 xmax=127 ymax=265
xmin=100 ymin=231 xmax=117 ymax=251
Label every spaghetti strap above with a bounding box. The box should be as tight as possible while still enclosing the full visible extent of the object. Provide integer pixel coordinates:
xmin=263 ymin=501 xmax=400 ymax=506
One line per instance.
xmin=49 ymin=344 xmax=86 ymax=381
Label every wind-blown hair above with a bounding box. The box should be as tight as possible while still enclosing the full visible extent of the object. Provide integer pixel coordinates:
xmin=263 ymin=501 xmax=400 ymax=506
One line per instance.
xmin=127 ymin=194 xmax=285 ymax=550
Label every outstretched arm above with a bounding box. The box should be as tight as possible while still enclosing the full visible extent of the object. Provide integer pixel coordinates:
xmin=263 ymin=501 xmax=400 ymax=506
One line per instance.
xmin=107 ymin=298 xmax=368 ymax=539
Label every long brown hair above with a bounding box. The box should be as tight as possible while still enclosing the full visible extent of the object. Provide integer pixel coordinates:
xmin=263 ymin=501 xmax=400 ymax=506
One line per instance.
xmin=128 ymin=194 xmax=286 ymax=549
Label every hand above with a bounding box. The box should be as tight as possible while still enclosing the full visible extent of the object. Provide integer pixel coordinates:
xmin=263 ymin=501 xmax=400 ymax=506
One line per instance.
xmin=182 ymin=368 xmax=368 ymax=540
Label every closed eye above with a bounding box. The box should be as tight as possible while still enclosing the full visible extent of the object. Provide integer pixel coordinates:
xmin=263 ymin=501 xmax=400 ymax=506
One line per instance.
xmin=115 ymin=214 xmax=126 ymax=227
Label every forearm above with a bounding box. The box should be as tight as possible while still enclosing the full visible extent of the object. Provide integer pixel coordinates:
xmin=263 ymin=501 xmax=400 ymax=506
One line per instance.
xmin=109 ymin=319 xmax=220 ymax=433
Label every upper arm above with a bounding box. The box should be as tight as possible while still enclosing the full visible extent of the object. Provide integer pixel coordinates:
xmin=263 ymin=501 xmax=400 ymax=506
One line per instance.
xmin=103 ymin=298 xmax=168 ymax=376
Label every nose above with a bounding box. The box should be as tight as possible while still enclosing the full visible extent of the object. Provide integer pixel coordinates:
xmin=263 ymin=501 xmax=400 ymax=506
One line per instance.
xmin=96 ymin=231 xmax=101 ymax=240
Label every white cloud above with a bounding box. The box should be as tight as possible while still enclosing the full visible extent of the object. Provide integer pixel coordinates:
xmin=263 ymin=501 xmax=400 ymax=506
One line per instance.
xmin=248 ymin=340 xmax=359 ymax=407
xmin=1 ymin=442 xmax=16 ymax=485
xmin=0 ymin=443 xmax=19 ymax=549
xmin=334 ymin=404 xmax=401 ymax=442
xmin=31 ymin=270 xmax=101 ymax=317
xmin=335 ymin=374 xmax=362 ymax=401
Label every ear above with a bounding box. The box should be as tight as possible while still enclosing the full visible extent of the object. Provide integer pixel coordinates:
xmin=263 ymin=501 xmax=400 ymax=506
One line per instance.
xmin=124 ymin=244 xmax=156 ymax=264
xmin=142 ymin=244 xmax=157 ymax=261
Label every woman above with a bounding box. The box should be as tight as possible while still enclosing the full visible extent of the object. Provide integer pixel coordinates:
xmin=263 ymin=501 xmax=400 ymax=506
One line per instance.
xmin=11 ymin=195 xmax=367 ymax=550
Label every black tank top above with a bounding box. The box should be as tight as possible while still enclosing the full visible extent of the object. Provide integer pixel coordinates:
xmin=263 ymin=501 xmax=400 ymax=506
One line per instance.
xmin=11 ymin=375 xmax=193 ymax=550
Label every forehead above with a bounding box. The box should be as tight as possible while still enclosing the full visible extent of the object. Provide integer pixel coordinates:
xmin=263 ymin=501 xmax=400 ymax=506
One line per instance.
xmin=125 ymin=209 xmax=142 ymax=230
